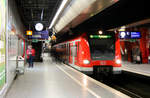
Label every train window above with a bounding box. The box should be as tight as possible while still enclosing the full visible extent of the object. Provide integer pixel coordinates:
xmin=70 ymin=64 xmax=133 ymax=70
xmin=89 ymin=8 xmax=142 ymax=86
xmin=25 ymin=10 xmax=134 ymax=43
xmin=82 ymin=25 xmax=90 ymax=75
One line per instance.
xmin=71 ymin=45 xmax=77 ymax=57
xmin=88 ymin=38 xmax=115 ymax=60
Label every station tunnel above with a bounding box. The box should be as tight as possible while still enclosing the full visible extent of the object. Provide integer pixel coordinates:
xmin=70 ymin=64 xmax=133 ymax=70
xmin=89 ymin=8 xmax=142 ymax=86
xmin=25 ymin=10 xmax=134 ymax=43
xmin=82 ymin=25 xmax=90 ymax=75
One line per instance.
xmin=0 ymin=0 xmax=150 ymax=98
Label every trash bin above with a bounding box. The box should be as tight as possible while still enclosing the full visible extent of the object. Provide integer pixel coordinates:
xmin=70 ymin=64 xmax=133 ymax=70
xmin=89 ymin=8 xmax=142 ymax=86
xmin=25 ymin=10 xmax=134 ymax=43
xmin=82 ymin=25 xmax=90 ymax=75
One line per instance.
xmin=16 ymin=56 xmax=25 ymax=74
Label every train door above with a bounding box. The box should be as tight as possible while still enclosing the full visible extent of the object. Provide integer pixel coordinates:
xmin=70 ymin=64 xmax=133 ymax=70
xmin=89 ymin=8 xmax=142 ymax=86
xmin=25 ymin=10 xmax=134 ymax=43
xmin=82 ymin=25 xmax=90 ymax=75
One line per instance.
xmin=66 ymin=43 xmax=70 ymax=63
xmin=70 ymin=42 xmax=77 ymax=65
xmin=74 ymin=42 xmax=79 ymax=65
xmin=69 ymin=43 xmax=72 ymax=64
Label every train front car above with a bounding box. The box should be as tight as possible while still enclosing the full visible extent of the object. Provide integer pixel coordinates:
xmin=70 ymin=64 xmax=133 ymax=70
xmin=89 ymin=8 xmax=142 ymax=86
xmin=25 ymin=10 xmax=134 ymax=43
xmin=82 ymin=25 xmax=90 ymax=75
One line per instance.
xmin=51 ymin=31 xmax=122 ymax=75
xmin=86 ymin=31 xmax=122 ymax=75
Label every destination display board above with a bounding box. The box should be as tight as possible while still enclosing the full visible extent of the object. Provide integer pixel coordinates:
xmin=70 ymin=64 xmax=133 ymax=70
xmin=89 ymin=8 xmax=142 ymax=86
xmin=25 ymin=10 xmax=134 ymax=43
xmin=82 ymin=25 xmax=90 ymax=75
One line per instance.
xmin=28 ymin=30 xmax=49 ymax=39
xmin=119 ymin=31 xmax=141 ymax=39
xmin=90 ymin=35 xmax=112 ymax=39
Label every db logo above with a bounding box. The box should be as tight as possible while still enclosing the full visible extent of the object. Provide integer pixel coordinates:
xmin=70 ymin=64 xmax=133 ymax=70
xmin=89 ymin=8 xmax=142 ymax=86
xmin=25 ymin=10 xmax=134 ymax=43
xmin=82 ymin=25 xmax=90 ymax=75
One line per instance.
xmin=100 ymin=61 xmax=106 ymax=65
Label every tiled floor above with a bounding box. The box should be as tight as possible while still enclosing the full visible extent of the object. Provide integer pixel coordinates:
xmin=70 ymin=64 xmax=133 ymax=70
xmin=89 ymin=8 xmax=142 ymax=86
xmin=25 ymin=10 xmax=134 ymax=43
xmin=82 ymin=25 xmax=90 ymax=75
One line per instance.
xmin=5 ymin=54 xmax=129 ymax=98
xmin=122 ymin=61 xmax=150 ymax=77
xmin=6 ymin=59 xmax=92 ymax=98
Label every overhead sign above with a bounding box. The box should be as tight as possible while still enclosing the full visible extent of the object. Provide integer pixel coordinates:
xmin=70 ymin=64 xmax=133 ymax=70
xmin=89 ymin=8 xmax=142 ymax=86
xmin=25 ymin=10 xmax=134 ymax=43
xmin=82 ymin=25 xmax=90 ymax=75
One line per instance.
xmin=32 ymin=34 xmax=41 ymax=39
xmin=119 ymin=31 xmax=141 ymax=39
xmin=26 ymin=30 xmax=33 ymax=35
xmin=32 ymin=39 xmax=38 ymax=43
xmin=130 ymin=32 xmax=141 ymax=39
xmin=41 ymin=30 xmax=49 ymax=39
xmin=29 ymin=30 xmax=49 ymax=39
xmin=90 ymin=35 xmax=112 ymax=39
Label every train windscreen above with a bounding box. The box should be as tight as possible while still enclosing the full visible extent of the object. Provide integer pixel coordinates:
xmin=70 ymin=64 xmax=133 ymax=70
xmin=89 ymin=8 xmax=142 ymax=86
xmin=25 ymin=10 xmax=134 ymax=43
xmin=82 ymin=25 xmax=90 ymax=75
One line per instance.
xmin=88 ymin=35 xmax=115 ymax=60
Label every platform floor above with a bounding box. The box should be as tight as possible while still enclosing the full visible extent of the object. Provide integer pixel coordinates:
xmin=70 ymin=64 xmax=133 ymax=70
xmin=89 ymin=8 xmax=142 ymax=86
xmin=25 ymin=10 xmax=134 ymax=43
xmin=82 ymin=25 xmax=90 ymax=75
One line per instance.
xmin=5 ymin=55 xmax=129 ymax=98
xmin=122 ymin=61 xmax=150 ymax=77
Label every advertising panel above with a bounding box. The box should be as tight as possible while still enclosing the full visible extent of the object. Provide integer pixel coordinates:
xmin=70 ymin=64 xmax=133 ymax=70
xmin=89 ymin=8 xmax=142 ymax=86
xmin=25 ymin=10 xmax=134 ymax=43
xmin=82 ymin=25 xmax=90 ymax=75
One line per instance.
xmin=0 ymin=0 xmax=6 ymax=90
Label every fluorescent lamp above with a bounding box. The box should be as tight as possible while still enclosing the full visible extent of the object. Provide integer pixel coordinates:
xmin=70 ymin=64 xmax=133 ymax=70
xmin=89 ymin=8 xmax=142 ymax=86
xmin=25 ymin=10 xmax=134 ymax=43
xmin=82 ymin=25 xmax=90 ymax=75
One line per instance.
xmin=49 ymin=0 xmax=68 ymax=29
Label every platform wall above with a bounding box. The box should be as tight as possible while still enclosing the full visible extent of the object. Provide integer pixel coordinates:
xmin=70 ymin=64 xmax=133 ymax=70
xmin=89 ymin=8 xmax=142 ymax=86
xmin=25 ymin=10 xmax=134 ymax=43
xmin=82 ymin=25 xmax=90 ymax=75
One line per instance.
xmin=0 ymin=0 xmax=25 ymax=97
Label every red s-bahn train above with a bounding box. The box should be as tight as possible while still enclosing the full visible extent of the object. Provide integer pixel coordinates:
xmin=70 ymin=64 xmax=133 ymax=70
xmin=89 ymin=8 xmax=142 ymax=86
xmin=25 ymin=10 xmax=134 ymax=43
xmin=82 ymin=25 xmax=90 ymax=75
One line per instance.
xmin=52 ymin=31 xmax=122 ymax=74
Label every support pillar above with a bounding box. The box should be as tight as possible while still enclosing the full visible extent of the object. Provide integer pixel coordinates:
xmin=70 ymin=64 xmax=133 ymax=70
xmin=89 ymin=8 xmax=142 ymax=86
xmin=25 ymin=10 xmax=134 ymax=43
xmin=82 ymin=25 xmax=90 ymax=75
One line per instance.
xmin=139 ymin=28 xmax=148 ymax=63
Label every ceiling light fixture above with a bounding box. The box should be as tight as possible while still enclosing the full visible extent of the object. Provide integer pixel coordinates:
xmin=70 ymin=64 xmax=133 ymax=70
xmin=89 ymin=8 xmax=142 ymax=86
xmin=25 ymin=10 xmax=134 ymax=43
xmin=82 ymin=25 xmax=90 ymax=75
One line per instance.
xmin=41 ymin=9 xmax=44 ymax=21
xmin=98 ymin=30 xmax=103 ymax=34
xmin=49 ymin=0 xmax=68 ymax=29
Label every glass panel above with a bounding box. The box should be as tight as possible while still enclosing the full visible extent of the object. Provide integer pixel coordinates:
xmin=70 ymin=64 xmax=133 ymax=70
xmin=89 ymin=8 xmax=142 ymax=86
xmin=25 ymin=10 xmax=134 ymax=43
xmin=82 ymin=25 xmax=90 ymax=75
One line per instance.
xmin=71 ymin=45 xmax=77 ymax=57
xmin=88 ymin=38 xmax=115 ymax=60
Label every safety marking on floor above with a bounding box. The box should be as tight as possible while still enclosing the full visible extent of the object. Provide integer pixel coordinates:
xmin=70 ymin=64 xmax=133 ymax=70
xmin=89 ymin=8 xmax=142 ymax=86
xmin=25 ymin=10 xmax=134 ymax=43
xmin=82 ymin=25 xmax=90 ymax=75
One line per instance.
xmin=62 ymin=64 xmax=130 ymax=98
xmin=56 ymin=65 xmax=101 ymax=98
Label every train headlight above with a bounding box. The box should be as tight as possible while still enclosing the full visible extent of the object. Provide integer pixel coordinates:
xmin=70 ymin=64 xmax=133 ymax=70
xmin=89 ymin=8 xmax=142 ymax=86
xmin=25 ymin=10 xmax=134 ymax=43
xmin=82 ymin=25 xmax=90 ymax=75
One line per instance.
xmin=116 ymin=59 xmax=121 ymax=64
xmin=83 ymin=60 xmax=90 ymax=64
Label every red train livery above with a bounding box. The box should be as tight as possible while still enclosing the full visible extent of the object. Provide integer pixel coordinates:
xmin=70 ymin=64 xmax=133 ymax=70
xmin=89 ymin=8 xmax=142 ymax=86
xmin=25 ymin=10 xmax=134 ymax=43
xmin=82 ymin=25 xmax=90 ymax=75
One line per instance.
xmin=52 ymin=31 xmax=122 ymax=74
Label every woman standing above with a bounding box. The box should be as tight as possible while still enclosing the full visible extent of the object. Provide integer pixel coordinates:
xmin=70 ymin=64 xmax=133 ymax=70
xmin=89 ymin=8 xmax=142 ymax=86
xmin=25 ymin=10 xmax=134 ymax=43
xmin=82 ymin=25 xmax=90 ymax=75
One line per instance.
xmin=26 ymin=45 xmax=35 ymax=68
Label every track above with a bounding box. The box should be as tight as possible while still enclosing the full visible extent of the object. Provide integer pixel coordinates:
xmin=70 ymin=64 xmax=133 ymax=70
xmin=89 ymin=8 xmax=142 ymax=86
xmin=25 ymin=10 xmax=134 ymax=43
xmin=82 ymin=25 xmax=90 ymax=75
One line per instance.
xmin=89 ymin=71 xmax=150 ymax=98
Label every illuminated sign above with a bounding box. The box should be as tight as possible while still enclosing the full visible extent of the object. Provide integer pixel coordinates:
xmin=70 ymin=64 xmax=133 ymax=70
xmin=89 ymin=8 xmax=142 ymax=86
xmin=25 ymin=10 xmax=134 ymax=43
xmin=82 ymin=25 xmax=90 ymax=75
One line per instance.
xmin=130 ymin=32 xmax=141 ymax=38
xmin=32 ymin=39 xmax=38 ymax=43
xmin=90 ymin=35 xmax=112 ymax=39
xmin=119 ymin=31 xmax=130 ymax=39
xmin=32 ymin=34 xmax=41 ymax=38
xmin=26 ymin=30 xmax=33 ymax=35
xmin=119 ymin=31 xmax=141 ymax=39
xmin=29 ymin=30 xmax=49 ymax=39
xmin=51 ymin=35 xmax=56 ymax=40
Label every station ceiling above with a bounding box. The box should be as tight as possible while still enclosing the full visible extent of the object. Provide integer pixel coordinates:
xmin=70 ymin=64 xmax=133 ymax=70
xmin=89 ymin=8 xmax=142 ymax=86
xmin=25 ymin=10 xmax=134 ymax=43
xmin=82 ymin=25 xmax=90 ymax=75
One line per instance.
xmin=15 ymin=0 xmax=150 ymax=42
xmin=74 ymin=0 xmax=150 ymax=32
xmin=15 ymin=0 xmax=62 ymax=31
xmin=55 ymin=0 xmax=150 ymax=43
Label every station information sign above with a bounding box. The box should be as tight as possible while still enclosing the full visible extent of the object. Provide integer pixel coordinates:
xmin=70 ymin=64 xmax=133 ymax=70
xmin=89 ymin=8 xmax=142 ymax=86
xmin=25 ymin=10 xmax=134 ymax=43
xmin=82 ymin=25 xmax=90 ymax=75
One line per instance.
xmin=29 ymin=30 xmax=49 ymax=39
xmin=130 ymin=32 xmax=141 ymax=38
xmin=32 ymin=39 xmax=38 ymax=43
xmin=26 ymin=30 xmax=33 ymax=35
xmin=119 ymin=31 xmax=141 ymax=39
xmin=90 ymin=35 xmax=112 ymax=39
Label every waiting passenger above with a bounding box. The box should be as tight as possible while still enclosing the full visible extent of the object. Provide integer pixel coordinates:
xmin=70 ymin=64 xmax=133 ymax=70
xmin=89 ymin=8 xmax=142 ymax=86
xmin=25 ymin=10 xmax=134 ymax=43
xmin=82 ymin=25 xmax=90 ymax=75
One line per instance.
xmin=26 ymin=45 xmax=35 ymax=68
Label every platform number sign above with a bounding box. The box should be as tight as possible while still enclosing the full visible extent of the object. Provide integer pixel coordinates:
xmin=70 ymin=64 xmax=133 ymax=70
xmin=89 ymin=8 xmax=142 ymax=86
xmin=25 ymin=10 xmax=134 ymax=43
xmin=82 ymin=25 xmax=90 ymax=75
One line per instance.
xmin=119 ymin=31 xmax=141 ymax=39
xmin=0 ymin=0 xmax=6 ymax=91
